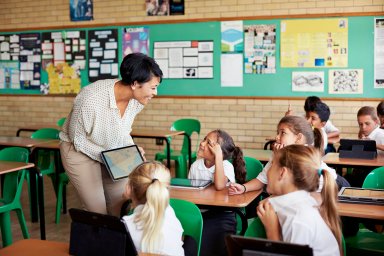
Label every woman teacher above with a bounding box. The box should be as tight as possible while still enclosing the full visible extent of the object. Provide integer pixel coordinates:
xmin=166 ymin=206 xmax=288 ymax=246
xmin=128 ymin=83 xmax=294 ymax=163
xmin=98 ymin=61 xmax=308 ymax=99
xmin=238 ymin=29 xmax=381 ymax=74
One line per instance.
xmin=59 ymin=53 xmax=163 ymax=216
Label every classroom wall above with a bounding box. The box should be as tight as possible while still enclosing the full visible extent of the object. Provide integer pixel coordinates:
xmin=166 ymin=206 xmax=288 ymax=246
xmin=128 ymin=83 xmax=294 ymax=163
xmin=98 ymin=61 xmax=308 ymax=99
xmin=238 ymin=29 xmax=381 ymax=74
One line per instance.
xmin=0 ymin=0 xmax=383 ymax=161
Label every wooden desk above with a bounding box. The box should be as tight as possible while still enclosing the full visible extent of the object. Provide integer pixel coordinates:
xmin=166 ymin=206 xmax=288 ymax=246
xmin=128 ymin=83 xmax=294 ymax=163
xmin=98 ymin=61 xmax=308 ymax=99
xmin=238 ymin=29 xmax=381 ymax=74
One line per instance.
xmin=323 ymin=153 xmax=384 ymax=168
xmin=243 ymin=149 xmax=272 ymax=164
xmin=170 ymin=185 xmax=262 ymax=235
xmin=338 ymin=202 xmax=384 ymax=221
xmin=131 ymin=129 xmax=191 ymax=169
xmin=16 ymin=125 xmax=60 ymax=137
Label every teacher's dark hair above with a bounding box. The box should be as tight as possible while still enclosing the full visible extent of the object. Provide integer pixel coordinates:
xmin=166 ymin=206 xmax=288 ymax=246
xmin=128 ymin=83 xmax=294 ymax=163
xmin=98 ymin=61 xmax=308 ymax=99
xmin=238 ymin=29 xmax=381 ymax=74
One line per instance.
xmin=120 ymin=53 xmax=163 ymax=86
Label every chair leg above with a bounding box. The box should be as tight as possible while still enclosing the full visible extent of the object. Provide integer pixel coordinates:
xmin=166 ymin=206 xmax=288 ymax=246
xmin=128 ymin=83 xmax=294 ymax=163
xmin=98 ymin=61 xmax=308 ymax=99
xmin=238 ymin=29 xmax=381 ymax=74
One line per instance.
xmin=55 ymin=180 xmax=64 ymax=224
xmin=15 ymin=208 xmax=30 ymax=239
xmin=0 ymin=212 xmax=13 ymax=247
xmin=175 ymin=157 xmax=187 ymax=178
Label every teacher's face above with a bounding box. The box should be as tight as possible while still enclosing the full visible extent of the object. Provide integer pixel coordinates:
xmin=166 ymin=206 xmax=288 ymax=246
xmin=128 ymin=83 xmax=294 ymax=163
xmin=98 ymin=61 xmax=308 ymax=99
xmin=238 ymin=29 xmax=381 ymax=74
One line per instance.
xmin=132 ymin=76 xmax=160 ymax=105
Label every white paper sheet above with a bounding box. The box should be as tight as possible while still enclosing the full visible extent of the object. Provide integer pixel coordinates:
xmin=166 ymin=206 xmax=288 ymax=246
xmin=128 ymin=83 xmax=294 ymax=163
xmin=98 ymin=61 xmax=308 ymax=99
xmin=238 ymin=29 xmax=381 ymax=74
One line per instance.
xmin=221 ymin=54 xmax=243 ymax=87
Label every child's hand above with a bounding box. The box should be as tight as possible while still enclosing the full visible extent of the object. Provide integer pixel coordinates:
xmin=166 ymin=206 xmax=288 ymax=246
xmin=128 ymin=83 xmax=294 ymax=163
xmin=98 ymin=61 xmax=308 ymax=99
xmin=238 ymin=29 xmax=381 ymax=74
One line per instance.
xmin=228 ymin=183 xmax=244 ymax=195
xmin=285 ymin=104 xmax=293 ymax=116
xmin=208 ymin=141 xmax=223 ymax=159
xmin=257 ymin=199 xmax=281 ymax=240
xmin=273 ymin=142 xmax=285 ymax=152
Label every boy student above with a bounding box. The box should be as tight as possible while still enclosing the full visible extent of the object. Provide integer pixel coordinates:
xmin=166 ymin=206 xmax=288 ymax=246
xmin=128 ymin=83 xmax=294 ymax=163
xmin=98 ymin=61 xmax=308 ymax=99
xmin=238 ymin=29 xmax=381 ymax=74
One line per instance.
xmin=377 ymin=101 xmax=384 ymax=129
xmin=357 ymin=106 xmax=384 ymax=156
xmin=305 ymin=101 xmax=330 ymax=152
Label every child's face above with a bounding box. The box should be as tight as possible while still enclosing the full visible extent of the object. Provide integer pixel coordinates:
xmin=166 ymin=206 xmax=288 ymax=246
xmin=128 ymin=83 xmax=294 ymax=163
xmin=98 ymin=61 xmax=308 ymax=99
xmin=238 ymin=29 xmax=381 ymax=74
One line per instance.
xmin=275 ymin=123 xmax=300 ymax=146
xmin=306 ymin=111 xmax=325 ymax=129
xmin=357 ymin=114 xmax=378 ymax=137
xmin=197 ymin=132 xmax=219 ymax=160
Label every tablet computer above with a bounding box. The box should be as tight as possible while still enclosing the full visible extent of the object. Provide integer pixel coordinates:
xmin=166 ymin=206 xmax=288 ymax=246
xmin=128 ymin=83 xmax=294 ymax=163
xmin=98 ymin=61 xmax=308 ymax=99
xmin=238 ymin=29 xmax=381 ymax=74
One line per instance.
xmin=100 ymin=145 xmax=144 ymax=181
xmin=170 ymin=178 xmax=212 ymax=190
xmin=338 ymin=187 xmax=384 ymax=205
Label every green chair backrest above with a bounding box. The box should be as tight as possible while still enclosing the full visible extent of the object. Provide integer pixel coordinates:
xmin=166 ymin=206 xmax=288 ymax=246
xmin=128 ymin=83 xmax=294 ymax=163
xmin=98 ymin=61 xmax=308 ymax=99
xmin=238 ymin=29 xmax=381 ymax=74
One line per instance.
xmin=171 ymin=119 xmax=201 ymax=156
xmin=0 ymin=147 xmax=29 ymax=204
xmin=57 ymin=117 xmax=66 ymax=127
xmin=244 ymin=156 xmax=264 ymax=181
xmin=362 ymin=166 xmax=384 ymax=189
xmin=244 ymin=217 xmax=266 ymax=238
xmin=31 ymin=128 xmax=60 ymax=139
xmin=170 ymin=198 xmax=203 ymax=256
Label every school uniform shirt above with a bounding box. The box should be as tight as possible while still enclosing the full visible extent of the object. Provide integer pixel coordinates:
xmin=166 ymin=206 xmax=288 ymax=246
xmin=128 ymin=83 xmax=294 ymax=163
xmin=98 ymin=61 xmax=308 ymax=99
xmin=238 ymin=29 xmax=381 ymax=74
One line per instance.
xmin=257 ymin=157 xmax=337 ymax=192
xmin=60 ymin=79 xmax=144 ymax=162
xmin=188 ymin=158 xmax=235 ymax=183
xmin=324 ymin=120 xmax=339 ymax=133
xmin=366 ymin=126 xmax=384 ymax=156
xmin=268 ymin=190 xmax=340 ymax=256
xmin=122 ymin=204 xmax=184 ymax=256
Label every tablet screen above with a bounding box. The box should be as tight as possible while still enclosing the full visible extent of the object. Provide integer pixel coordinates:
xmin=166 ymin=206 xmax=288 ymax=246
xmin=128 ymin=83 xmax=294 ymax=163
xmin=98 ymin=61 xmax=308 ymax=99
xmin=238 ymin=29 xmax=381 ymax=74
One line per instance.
xmin=170 ymin=178 xmax=212 ymax=189
xmin=340 ymin=187 xmax=384 ymax=199
xmin=101 ymin=145 xmax=144 ymax=181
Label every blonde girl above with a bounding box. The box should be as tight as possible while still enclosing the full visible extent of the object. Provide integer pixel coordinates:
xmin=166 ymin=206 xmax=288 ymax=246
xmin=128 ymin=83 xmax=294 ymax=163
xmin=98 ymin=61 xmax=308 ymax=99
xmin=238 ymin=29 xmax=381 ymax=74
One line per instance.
xmin=257 ymin=145 xmax=342 ymax=256
xmin=122 ymin=161 xmax=184 ymax=255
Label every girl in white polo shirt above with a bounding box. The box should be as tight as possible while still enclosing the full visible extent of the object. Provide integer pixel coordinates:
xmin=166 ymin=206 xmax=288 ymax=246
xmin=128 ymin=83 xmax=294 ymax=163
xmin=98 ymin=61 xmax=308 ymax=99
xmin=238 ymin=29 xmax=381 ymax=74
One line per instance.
xmin=257 ymin=145 xmax=342 ymax=256
xmin=188 ymin=129 xmax=246 ymax=256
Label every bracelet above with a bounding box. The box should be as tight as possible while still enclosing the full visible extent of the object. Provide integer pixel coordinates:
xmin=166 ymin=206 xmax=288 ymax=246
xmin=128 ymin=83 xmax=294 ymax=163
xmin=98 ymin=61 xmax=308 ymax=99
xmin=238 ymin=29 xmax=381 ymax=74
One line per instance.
xmin=241 ymin=184 xmax=246 ymax=194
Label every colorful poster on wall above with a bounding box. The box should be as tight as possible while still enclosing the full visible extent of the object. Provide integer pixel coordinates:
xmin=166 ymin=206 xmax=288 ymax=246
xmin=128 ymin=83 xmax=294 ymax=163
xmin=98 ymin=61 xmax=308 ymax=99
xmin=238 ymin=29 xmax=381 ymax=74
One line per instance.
xmin=19 ymin=33 xmax=41 ymax=89
xmin=146 ymin=0 xmax=169 ymax=16
xmin=281 ymin=18 xmax=348 ymax=67
xmin=88 ymin=29 xmax=119 ymax=82
xmin=374 ymin=18 xmax=384 ymax=88
xmin=46 ymin=62 xmax=81 ymax=94
xmin=221 ymin=21 xmax=243 ymax=53
xmin=170 ymin=0 xmax=184 ymax=15
xmin=70 ymin=0 xmax=93 ymax=21
xmin=0 ymin=61 xmax=20 ymax=89
xmin=0 ymin=34 xmax=19 ymax=61
xmin=244 ymin=24 xmax=276 ymax=74
xmin=153 ymin=40 xmax=214 ymax=79
xmin=329 ymin=69 xmax=363 ymax=94
xmin=122 ymin=27 xmax=149 ymax=57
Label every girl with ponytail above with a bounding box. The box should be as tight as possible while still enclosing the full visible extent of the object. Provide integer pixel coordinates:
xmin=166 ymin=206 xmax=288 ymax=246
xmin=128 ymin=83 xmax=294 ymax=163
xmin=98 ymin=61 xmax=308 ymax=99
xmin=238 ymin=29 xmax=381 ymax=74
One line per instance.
xmin=257 ymin=145 xmax=342 ymax=256
xmin=122 ymin=161 xmax=184 ymax=255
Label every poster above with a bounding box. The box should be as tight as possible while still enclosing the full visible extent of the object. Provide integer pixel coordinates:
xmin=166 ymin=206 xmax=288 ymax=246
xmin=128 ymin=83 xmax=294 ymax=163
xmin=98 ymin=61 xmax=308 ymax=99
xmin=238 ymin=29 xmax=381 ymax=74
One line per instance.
xmin=244 ymin=24 xmax=276 ymax=74
xmin=221 ymin=54 xmax=243 ymax=87
xmin=70 ymin=0 xmax=93 ymax=21
xmin=146 ymin=0 xmax=169 ymax=16
xmin=46 ymin=62 xmax=81 ymax=94
xmin=122 ymin=27 xmax=149 ymax=57
xmin=281 ymin=18 xmax=348 ymax=67
xmin=0 ymin=61 xmax=20 ymax=89
xmin=329 ymin=69 xmax=363 ymax=94
xmin=374 ymin=18 xmax=384 ymax=88
xmin=0 ymin=34 xmax=19 ymax=61
xmin=292 ymin=71 xmax=324 ymax=92
xmin=221 ymin=21 xmax=243 ymax=53
xmin=19 ymin=33 xmax=41 ymax=89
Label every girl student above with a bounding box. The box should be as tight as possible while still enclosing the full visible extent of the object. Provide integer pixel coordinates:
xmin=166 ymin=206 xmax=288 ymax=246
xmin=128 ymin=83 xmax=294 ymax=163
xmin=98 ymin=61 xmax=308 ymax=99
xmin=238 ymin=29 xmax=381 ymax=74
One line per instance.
xmin=257 ymin=145 xmax=342 ymax=256
xmin=122 ymin=161 xmax=184 ymax=256
xmin=229 ymin=115 xmax=348 ymax=197
xmin=188 ymin=129 xmax=246 ymax=256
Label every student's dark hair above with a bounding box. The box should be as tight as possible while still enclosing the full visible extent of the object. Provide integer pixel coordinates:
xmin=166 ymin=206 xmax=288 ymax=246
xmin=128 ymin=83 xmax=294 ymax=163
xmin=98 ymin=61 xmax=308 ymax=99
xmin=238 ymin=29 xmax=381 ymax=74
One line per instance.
xmin=313 ymin=101 xmax=330 ymax=122
xmin=357 ymin=106 xmax=378 ymax=120
xmin=120 ymin=53 xmax=163 ymax=86
xmin=304 ymin=96 xmax=321 ymax=112
xmin=377 ymin=101 xmax=384 ymax=116
xmin=275 ymin=145 xmax=342 ymax=255
xmin=213 ymin=129 xmax=246 ymax=184
xmin=278 ymin=116 xmax=324 ymax=151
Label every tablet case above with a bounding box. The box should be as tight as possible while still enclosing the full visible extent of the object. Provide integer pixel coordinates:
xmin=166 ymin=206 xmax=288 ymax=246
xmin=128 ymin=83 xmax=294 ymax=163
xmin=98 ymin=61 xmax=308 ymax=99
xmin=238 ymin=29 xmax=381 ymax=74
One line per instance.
xmin=69 ymin=208 xmax=138 ymax=256
xmin=170 ymin=178 xmax=212 ymax=190
xmin=338 ymin=187 xmax=384 ymax=205
xmin=339 ymin=139 xmax=377 ymax=159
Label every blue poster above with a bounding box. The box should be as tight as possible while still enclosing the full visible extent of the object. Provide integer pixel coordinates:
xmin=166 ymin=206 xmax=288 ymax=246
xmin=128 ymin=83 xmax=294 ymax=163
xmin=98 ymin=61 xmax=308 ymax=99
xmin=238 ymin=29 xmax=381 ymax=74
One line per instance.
xmin=70 ymin=0 xmax=93 ymax=21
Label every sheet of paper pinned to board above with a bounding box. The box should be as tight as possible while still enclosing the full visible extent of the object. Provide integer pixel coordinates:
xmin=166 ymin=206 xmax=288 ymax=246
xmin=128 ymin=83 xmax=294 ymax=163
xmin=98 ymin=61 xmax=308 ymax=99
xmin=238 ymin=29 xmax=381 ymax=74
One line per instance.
xmin=221 ymin=53 xmax=243 ymax=87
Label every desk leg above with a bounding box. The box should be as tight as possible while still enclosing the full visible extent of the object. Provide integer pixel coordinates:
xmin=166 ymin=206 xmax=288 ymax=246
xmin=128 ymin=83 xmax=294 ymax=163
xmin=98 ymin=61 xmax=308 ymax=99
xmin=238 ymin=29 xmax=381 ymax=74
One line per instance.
xmin=29 ymin=167 xmax=38 ymax=223
xmin=37 ymin=171 xmax=46 ymax=240
xmin=233 ymin=208 xmax=247 ymax=235
xmin=165 ymin=139 xmax=171 ymax=169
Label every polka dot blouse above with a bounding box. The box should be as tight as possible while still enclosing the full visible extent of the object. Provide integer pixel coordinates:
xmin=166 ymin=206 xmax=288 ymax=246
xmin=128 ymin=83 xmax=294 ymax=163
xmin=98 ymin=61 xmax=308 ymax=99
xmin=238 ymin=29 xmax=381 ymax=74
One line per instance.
xmin=60 ymin=79 xmax=144 ymax=162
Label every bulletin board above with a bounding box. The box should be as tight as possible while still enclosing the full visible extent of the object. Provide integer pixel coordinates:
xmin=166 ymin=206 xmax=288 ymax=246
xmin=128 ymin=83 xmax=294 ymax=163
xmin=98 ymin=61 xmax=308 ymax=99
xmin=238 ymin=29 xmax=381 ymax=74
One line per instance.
xmin=0 ymin=15 xmax=382 ymax=98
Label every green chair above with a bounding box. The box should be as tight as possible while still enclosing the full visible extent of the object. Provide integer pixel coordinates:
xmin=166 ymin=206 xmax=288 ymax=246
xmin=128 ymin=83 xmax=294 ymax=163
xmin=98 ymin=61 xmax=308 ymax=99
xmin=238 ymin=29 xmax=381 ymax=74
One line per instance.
xmin=0 ymin=147 xmax=30 ymax=247
xmin=56 ymin=117 xmax=66 ymax=127
xmin=244 ymin=156 xmax=263 ymax=181
xmin=170 ymin=198 xmax=203 ymax=256
xmin=345 ymin=166 xmax=384 ymax=256
xmin=155 ymin=119 xmax=201 ymax=178
xmin=244 ymin=217 xmax=266 ymax=238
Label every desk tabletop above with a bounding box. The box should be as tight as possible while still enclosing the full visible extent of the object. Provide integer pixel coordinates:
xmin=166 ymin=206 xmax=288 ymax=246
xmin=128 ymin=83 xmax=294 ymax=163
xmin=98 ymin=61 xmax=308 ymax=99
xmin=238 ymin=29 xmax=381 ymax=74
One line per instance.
xmin=131 ymin=129 xmax=185 ymax=138
xmin=0 ymin=161 xmax=34 ymax=175
xmin=243 ymin=149 xmax=272 ymax=163
xmin=0 ymin=136 xmax=53 ymax=148
xmin=338 ymin=202 xmax=384 ymax=220
xmin=170 ymin=185 xmax=262 ymax=208
xmin=323 ymin=153 xmax=384 ymax=167
xmin=32 ymin=139 xmax=61 ymax=150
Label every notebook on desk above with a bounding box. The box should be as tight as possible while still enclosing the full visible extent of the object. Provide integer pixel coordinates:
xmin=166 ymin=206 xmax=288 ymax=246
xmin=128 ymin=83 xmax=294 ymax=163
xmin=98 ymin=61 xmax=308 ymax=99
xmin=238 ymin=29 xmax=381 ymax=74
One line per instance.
xmin=101 ymin=145 xmax=144 ymax=181
xmin=170 ymin=178 xmax=212 ymax=190
xmin=338 ymin=187 xmax=384 ymax=205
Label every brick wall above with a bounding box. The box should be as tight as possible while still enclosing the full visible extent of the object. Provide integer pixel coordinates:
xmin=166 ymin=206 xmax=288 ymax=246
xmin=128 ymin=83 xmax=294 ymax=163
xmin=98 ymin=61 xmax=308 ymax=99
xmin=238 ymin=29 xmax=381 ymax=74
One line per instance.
xmin=0 ymin=0 xmax=383 ymax=160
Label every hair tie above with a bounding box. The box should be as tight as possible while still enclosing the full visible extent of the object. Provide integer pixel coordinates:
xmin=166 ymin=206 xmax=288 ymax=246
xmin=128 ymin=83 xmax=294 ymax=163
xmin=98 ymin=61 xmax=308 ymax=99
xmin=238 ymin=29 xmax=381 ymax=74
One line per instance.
xmin=151 ymin=178 xmax=158 ymax=184
xmin=318 ymin=169 xmax=322 ymax=176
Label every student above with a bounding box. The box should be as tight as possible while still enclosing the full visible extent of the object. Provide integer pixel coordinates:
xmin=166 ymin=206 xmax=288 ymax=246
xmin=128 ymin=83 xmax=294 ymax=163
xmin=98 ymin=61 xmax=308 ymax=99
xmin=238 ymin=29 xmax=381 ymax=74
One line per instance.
xmin=229 ymin=115 xmax=346 ymax=197
xmin=305 ymin=101 xmax=330 ymax=152
xmin=122 ymin=161 xmax=184 ymax=256
xmin=257 ymin=145 xmax=342 ymax=256
xmin=357 ymin=106 xmax=384 ymax=155
xmin=377 ymin=101 xmax=384 ymax=129
xmin=188 ymin=129 xmax=246 ymax=256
